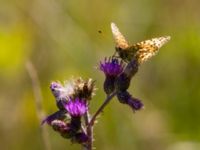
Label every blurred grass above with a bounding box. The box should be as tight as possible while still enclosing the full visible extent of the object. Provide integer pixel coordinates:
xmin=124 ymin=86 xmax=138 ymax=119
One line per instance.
xmin=0 ymin=0 xmax=200 ymax=150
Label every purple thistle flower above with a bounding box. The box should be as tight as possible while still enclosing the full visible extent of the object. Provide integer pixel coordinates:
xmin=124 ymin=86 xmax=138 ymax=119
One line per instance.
xmin=117 ymin=91 xmax=144 ymax=111
xmin=100 ymin=57 xmax=124 ymax=94
xmin=50 ymin=81 xmax=75 ymax=100
xmin=72 ymin=78 xmax=96 ymax=100
xmin=50 ymin=81 xmax=75 ymax=110
xmin=50 ymin=82 xmax=63 ymax=98
xmin=64 ymin=98 xmax=88 ymax=117
xmin=100 ymin=57 xmax=124 ymax=77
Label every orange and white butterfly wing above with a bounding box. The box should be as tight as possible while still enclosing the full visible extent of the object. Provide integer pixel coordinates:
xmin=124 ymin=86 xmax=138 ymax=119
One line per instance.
xmin=133 ymin=36 xmax=171 ymax=63
xmin=111 ymin=22 xmax=129 ymax=49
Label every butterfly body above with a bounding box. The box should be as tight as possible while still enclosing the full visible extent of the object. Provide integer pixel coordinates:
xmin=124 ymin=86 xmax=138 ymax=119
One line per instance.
xmin=115 ymin=46 xmax=137 ymax=62
xmin=111 ymin=22 xmax=170 ymax=63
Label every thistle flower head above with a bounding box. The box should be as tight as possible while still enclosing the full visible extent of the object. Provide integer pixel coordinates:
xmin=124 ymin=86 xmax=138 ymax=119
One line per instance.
xmin=64 ymin=98 xmax=88 ymax=117
xmin=73 ymin=78 xmax=96 ymax=100
xmin=117 ymin=91 xmax=144 ymax=111
xmin=100 ymin=57 xmax=124 ymax=94
xmin=50 ymin=82 xmax=63 ymax=98
xmin=50 ymin=78 xmax=95 ymax=109
xmin=100 ymin=57 xmax=124 ymax=77
xmin=50 ymin=81 xmax=75 ymax=100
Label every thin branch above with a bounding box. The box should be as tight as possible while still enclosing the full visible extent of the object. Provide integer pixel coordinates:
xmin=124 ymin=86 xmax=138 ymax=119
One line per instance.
xmin=81 ymin=125 xmax=86 ymax=134
xmin=84 ymin=111 xmax=92 ymax=150
xmin=26 ymin=60 xmax=51 ymax=150
xmin=88 ymin=91 xmax=117 ymax=127
xmin=82 ymin=92 xmax=117 ymax=150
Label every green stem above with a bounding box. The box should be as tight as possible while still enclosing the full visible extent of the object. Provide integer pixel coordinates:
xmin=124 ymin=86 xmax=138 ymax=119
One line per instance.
xmin=89 ymin=91 xmax=117 ymax=127
xmin=83 ymin=92 xmax=117 ymax=150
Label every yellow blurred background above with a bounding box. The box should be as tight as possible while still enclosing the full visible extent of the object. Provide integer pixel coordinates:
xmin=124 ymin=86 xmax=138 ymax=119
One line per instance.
xmin=1 ymin=0 xmax=200 ymax=149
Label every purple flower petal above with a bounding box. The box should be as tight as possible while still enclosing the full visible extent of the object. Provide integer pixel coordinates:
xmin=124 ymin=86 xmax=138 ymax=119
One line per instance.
xmin=100 ymin=57 xmax=124 ymax=77
xmin=64 ymin=98 xmax=88 ymax=117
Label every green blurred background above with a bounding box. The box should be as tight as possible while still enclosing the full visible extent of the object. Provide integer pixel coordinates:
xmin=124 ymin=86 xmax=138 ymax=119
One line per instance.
xmin=1 ymin=0 xmax=200 ymax=149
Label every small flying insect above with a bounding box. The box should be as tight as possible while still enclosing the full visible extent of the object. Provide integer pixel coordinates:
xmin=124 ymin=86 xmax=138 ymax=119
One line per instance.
xmin=111 ymin=22 xmax=170 ymax=64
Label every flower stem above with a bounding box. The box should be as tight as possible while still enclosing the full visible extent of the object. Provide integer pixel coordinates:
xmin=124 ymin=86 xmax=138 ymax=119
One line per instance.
xmin=86 ymin=111 xmax=93 ymax=150
xmin=89 ymin=91 xmax=117 ymax=127
xmin=83 ymin=92 xmax=116 ymax=150
xmin=83 ymin=110 xmax=92 ymax=150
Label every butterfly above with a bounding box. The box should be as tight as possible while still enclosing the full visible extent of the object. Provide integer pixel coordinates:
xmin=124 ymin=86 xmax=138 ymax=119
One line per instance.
xmin=111 ymin=22 xmax=171 ymax=64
